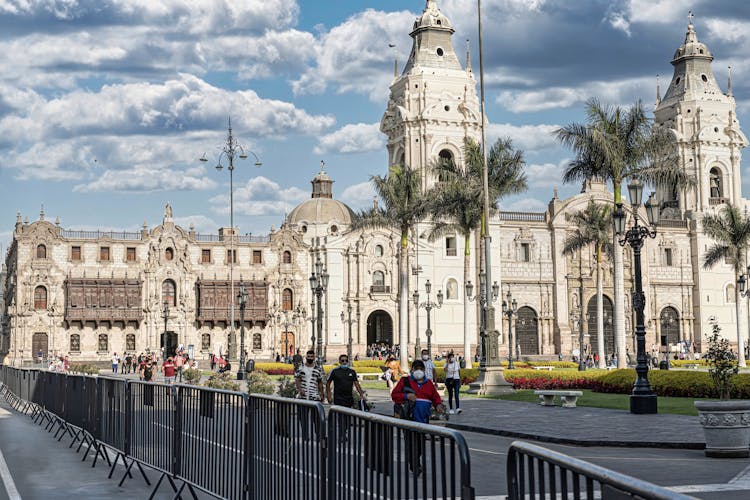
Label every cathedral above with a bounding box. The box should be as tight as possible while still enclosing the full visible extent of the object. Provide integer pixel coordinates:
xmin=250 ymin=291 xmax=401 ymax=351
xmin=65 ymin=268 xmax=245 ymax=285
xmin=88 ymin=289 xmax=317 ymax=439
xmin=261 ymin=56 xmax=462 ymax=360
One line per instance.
xmin=2 ymin=2 xmax=748 ymax=366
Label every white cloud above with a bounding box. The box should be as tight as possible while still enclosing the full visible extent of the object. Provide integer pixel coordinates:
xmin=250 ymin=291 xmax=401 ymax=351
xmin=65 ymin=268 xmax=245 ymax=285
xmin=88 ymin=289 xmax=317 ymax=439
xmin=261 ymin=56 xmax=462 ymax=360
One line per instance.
xmin=340 ymin=181 xmax=376 ymax=211
xmin=525 ymin=159 xmax=568 ymax=189
xmin=487 ymin=123 xmax=560 ymax=152
xmin=73 ymin=165 xmax=217 ymax=193
xmin=210 ymin=176 xmax=307 ymax=217
xmin=314 ymin=123 xmax=384 ymax=155
xmin=607 ymin=11 xmax=631 ymax=36
xmin=173 ymin=215 xmax=219 ymax=234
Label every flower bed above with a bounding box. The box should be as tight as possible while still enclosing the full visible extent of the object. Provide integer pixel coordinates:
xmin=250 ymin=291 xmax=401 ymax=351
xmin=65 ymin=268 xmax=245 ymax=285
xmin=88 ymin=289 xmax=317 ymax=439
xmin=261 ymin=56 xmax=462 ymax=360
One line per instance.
xmin=504 ymin=369 xmax=604 ymax=390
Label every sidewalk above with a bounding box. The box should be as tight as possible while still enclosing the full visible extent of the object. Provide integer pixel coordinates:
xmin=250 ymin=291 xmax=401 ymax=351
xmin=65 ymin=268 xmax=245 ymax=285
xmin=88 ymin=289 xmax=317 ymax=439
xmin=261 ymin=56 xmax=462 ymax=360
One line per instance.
xmin=365 ymin=388 xmax=704 ymax=449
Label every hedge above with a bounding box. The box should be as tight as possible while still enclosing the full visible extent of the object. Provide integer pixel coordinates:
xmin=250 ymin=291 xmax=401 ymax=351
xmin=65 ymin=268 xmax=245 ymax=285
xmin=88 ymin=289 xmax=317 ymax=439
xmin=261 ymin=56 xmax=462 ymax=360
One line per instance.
xmin=504 ymin=369 xmax=604 ymax=390
xmin=670 ymin=359 xmax=707 ymax=367
xmin=596 ymin=369 xmax=750 ymax=399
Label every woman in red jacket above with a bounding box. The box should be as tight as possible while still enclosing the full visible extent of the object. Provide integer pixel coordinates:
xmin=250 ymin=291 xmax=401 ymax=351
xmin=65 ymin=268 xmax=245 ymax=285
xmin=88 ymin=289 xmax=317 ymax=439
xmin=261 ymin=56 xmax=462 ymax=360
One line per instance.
xmin=391 ymin=360 xmax=444 ymax=423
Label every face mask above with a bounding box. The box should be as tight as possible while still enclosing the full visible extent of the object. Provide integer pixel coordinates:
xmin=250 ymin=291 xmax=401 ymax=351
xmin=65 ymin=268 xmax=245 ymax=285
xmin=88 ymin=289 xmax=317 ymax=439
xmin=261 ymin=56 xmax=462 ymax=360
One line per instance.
xmin=412 ymin=370 xmax=425 ymax=380
xmin=421 ymin=355 xmax=429 ymax=361
xmin=340 ymin=362 xmax=349 ymax=368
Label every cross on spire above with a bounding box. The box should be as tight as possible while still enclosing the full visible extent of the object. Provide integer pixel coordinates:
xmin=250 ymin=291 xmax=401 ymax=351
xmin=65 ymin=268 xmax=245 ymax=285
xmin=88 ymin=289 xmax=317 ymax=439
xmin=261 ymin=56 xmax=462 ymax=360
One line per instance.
xmin=688 ymin=10 xmax=694 ymax=26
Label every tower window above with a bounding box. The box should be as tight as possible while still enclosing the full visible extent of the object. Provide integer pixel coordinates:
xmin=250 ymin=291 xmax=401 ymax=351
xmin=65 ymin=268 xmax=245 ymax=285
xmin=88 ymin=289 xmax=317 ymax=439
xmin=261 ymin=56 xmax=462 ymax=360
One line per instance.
xmin=664 ymin=248 xmax=673 ymax=267
xmin=710 ymin=168 xmax=723 ymax=199
xmin=36 ymin=244 xmax=47 ymax=259
xmin=436 ymin=47 xmax=444 ymax=57
xmin=165 ymin=247 xmax=174 ymax=261
xmin=520 ymin=243 xmax=531 ymax=262
xmin=675 ymin=77 xmax=681 ymax=86
xmin=701 ymin=74 xmax=708 ymax=82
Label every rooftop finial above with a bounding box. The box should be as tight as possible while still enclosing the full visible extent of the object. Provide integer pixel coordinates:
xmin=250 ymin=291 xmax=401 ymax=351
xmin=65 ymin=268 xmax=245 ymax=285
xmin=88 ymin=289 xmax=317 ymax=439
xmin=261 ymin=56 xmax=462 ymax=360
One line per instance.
xmin=688 ymin=10 xmax=694 ymax=27
xmin=388 ymin=43 xmax=397 ymax=78
xmin=320 ymin=160 xmax=326 ymax=173
xmin=728 ymin=65 xmax=733 ymax=97
xmin=465 ymin=39 xmax=472 ymax=72
xmin=39 ymin=204 xmax=45 ymax=221
xmin=655 ymin=74 xmax=661 ymax=106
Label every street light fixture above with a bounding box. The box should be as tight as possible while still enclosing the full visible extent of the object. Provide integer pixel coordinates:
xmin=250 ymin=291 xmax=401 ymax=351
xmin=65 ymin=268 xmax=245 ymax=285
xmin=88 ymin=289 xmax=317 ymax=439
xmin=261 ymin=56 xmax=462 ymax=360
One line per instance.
xmin=660 ymin=309 xmax=677 ymax=371
xmin=413 ymin=280 xmax=444 ymax=358
xmin=236 ymin=282 xmax=248 ymax=380
xmin=309 ymin=257 xmax=329 ymax=364
xmin=571 ymin=305 xmax=586 ymax=371
xmin=201 ymin=118 xmax=262 ymax=362
xmin=340 ymin=303 xmax=357 ymax=360
xmin=465 ymin=272 xmax=499 ymax=367
xmin=501 ymin=289 xmax=519 ymax=369
xmin=614 ymin=179 xmax=659 ymax=414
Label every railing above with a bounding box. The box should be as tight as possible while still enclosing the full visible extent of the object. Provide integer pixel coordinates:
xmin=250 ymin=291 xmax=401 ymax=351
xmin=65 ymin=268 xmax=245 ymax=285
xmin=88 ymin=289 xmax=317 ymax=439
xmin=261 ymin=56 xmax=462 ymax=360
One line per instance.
xmin=370 ymin=285 xmax=391 ymax=294
xmin=709 ymin=197 xmax=728 ymax=206
xmin=61 ymin=230 xmax=142 ymax=240
xmin=658 ymin=219 xmax=688 ymax=229
xmin=499 ymin=211 xmax=546 ymax=222
xmin=194 ymin=233 xmax=271 ymax=244
xmin=507 ymin=441 xmax=696 ymax=500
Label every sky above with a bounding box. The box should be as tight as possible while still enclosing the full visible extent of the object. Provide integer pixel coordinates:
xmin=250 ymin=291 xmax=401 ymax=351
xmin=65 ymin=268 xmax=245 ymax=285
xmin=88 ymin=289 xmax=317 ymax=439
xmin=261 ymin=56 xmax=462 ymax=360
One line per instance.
xmin=3 ymin=0 xmax=750 ymax=254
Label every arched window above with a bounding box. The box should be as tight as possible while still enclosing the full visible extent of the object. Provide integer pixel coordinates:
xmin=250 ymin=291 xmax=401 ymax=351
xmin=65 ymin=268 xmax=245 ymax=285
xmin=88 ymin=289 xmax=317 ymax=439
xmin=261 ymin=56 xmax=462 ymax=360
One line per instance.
xmin=162 ymin=280 xmax=176 ymax=306
xmin=36 ymin=244 xmax=47 ymax=259
xmin=252 ymin=332 xmax=262 ymax=350
xmin=70 ymin=334 xmax=80 ymax=353
xmin=283 ymin=250 xmax=292 ymax=264
xmin=660 ymin=307 xmax=680 ymax=345
xmin=374 ymin=245 xmax=384 ymax=257
xmin=34 ymin=286 xmax=47 ymax=309
xmin=98 ymin=334 xmax=109 ymax=353
xmin=373 ymin=271 xmax=385 ymax=287
xmin=445 ymin=278 xmax=458 ymax=300
xmin=282 ymin=288 xmax=293 ymax=311
xmin=201 ymin=333 xmax=211 ymax=351
xmin=437 ymin=149 xmax=455 ymax=182
xmin=516 ymin=307 xmax=539 ymax=355
xmin=165 ymin=248 xmax=174 ymax=261
xmin=710 ymin=168 xmax=723 ymax=199
xmin=126 ymin=333 xmax=136 ymax=351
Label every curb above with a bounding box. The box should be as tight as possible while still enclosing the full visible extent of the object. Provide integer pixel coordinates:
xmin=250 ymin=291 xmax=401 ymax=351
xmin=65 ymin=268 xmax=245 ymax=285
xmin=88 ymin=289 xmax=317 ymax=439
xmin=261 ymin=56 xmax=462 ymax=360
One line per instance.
xmin=445 ymin=422 xmax=705 ymax=450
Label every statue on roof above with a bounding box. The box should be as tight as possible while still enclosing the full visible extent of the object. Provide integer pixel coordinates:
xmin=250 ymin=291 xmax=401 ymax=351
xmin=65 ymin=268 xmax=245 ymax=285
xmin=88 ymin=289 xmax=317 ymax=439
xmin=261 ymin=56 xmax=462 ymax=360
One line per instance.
xmin=165 ymin=202 xmax=173 ymax=218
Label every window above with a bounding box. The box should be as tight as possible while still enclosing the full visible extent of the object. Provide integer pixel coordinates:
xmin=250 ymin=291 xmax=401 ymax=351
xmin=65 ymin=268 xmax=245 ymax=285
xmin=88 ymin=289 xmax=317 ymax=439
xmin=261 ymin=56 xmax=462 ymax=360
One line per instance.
xmin=710 ymin=168 xmax=723 ymax=198
xmin=71 ymin=246 xmax=81 ymax=261
xmin=520 ymin=243 xmax=531 ymax=262
xmin=282 ymin=288 xmax=293 ymax=311
xmin=162 ymin=280 xmax=176 ymax=307
xmin=201 ymin=249 xmax=211 ymax=263
xmin=126 ymin=247 xmax=136 ymax=262
xmin=34 ymin=286 xmax=47 ymax=309
xmin=446 ymin=279 xmax=458 ymax=300
xmin=252 ymin=333 xmax=262 ymax=350
xmin=165 ymin=248 xmax=174 ymax=261
xmin=98 ymin=334 xmax=109 ymax=353
xmin=100 ymin=246 xmax=110 ymax=261
xmin=36 ymin=244 xmax=47 ymax=259
xmin=727 ymin=284 xmax=736 ymax=303
xmin=374 ymin=245 xmax=383 ymax=257
xmin=445 ymin=236 xmax=457 ymax=257
xmin=126 ymin=333 xmax=136 ymax=351
xmin=253 ymin=250 xmax=262 ymax=264
xmin=201 ymin=333 xmax=211 ymax=351
xmin=282 ymin=250 xmax=292 ymax=264
xmin=437 ymin=149 xmax=455 ymax=182
xmin=373 ymin=271 xmax=385 ymax=287
xmin=70 ymin=334 xmax=80 ymax=353
xmin=664 ymin=248 xmax=673 ymax=267
xmin=227 ymin=249 xmax=236 ymax=264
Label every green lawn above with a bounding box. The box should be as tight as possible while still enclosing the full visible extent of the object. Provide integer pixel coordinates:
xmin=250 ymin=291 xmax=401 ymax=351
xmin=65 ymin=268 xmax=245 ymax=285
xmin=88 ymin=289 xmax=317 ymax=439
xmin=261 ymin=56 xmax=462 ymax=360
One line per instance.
xmin=488 ymin=389 xmax=701 ymax=416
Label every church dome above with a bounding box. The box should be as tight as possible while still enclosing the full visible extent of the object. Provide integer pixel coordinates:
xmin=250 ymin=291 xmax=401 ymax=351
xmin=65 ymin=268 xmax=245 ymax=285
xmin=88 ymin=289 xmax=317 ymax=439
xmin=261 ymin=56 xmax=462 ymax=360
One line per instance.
xmin=412 ymin=1 xmax=454 ymax=33
xmin=672 ymin=22 xmax=713 ymax=63
xmin=287 ymin=162 xmax=355 ymax=226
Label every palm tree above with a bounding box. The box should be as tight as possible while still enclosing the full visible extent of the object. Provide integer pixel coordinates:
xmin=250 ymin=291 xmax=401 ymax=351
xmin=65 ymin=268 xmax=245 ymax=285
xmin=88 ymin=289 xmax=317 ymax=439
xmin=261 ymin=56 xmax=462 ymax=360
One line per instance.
xmin=562 ymin=200 xmax=613 ymax=368
xmin=429 ymin=138 xmax=527 ymax=368
xmin=555 ymin=98 xmax=689 ymax=368
xmin=351 ymin=164 xmax=430 ymax=368
xmin=702 ymin=203 xmax=750 ymax=368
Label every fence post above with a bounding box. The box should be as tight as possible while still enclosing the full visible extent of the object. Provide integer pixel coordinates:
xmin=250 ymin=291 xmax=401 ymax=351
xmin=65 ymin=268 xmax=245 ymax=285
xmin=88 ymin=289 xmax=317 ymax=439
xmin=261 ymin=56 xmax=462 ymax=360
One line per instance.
xmin=124 ymin=379 xmax=131 ymax=457
xmin=173 ymin=386 xmax=182 ymax=477
xmin=246 ymin=396 xmax=254 ymax=500
xmin=243 ymin=394 xmax=250 ymax=500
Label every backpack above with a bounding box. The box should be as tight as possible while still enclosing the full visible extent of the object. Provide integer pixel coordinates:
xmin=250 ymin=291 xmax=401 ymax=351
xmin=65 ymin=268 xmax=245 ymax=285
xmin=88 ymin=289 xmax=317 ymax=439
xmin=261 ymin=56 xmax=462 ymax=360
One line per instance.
xmin=395 ymin=378 xmax=415 ymax=420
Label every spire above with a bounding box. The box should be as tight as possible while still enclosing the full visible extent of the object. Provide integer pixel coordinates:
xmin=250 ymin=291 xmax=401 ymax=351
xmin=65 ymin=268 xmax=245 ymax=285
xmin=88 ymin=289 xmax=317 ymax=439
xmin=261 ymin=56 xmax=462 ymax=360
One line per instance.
xmin=685 ymin=10 xmax=697 ymax=43
xmin=389 ymin=43 xmax=397 ymax=78
xmin=39 ymin=204 xmax=45 ymax=221
xmin=465 ymin=39 xmax=471 ymax=73
xmin=728 ymin=65 xmax=733 ymax=97
xmin=655 ymin=74 xmax=661 ymax=107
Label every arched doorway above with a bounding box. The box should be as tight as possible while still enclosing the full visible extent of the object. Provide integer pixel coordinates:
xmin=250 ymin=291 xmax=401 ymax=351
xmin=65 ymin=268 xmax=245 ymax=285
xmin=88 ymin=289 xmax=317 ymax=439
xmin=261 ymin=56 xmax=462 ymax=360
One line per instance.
xmin=366 ymin=310 xmax=393 ymax=345
xmin=281 ymin=331 xmax=295 ymax=358
xmin=660 ymin=307 xmax=680 ymax=345
xmin=587 ymin=295 xmax=614 ymax=356
xmin=516 ymin=307 xmax=539 ymax=356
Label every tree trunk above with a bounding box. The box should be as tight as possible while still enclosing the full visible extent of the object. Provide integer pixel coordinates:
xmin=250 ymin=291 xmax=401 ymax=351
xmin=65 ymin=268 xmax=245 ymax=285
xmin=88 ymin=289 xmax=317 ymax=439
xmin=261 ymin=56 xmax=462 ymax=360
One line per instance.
xmin=464 ymin=233 xmax=472 ymax=369
xmin=736 ymin=275 xmax=747 ymax=368
xmin=596 ymin=247 xmax=606 ymax=369
xmin=613 ymin=182 xmax=627 ymax=368
xmin=399 ymin=229 xmax=410 ymax=369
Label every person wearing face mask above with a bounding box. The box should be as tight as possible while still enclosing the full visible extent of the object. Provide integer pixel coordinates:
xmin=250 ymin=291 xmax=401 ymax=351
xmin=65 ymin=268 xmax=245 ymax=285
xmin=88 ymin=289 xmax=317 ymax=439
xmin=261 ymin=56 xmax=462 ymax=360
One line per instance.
xmin=391 ymin=360 xmax=444 ymax=424
xmin=420 ymin=349 xmax=436 ymax=382
xmin=326 ymin=354 xmax=367 ymax=408
xmin=444 ymin=353 xmax=462 ymax=414
xmin=295 ymin=350 xmax=324 ymax=402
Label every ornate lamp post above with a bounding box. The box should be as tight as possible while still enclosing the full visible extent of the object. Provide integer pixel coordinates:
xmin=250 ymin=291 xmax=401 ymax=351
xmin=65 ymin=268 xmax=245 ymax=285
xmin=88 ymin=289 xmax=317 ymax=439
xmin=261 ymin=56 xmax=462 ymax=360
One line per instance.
xmin=465 ymin=273 xmax=499 ymax=367
xmin=737 ymin=271 xmax=750 ymax=360
xmin=613 ymin=178 xmax=659 ymax=414
xmin=236 ymin=282 xmax=248 ymax=380
xmin=162 ymin=301 xmax=169 ymax=360
xmin=572 ymin=306 xmax=585 ymax=371
xmin=660 ymin=308 xmax=677 ymax=371
xmin=340 ymin=303 xmax=357 ymax=360
xmin=412 ymin=280 xmax=444 ymax=357
xmin=502 ymin=289 xmax=519 ymax=369
xmin=201 ymin=118 xmax=262 ymax=361
xmin=309 ymin=258 xmax=329 ymax=364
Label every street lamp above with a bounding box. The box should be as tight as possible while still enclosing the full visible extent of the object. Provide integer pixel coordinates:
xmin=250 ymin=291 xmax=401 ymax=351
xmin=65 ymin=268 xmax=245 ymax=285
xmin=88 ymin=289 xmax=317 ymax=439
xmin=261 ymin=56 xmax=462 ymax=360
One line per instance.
xmin=413 ymin=280 xmax=444 ymax=357
xmin=162 ymin=301 xmax=169 ymax=360
xmin=340 ymin=303 xmax=357 ymax=360
xmin=660 ymin=308 xmax=677 ymax=371
xmin=236 ymin=282 xmax=248 ymax=380
xmin=613 ymin=178 xmax=659 ymax=414
xmin=201 ymin=118 xmax=262 ymax=362
xmin=502 ymin=289 xmax=519 ymax=369
xmin=572 ymin=306 xmax=585 ymax=371
xmin=309 ymin=258 xmax=329 ymax=364
xmin=465 ymin=273 xmax=499 ymax=367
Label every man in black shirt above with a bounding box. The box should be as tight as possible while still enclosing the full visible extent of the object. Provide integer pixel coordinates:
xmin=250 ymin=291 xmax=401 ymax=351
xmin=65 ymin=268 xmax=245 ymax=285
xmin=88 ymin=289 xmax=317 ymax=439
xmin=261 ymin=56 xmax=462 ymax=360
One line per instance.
xmin=326 ymin=354 xmax=366 ymax=407
xmin=292 ymin=348 xmax=303 ymax=369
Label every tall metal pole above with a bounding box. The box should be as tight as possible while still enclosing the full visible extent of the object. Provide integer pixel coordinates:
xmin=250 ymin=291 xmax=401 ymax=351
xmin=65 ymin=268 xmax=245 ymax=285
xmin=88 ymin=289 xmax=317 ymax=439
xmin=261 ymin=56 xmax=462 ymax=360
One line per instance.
xmin=425 ymin=301 xmax=432 ymax=358
xmin=316 ymin=289 xmax=323 ymax=362
xmin=506 ymin=309 xmax=514 ymax=369
xmin=228 ymin=123 xmax=235 ymax=362
xmin=238 ymin=285 xmax=246 ymax=380
xmin=578 ymin=251 xmax=586 ymax=371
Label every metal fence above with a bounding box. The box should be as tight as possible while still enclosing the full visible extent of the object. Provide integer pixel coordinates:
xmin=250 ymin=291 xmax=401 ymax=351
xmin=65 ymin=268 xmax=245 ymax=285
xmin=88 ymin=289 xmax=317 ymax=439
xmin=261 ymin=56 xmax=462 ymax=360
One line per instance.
xmin=507 ymin=441 xmax=696 ymax=500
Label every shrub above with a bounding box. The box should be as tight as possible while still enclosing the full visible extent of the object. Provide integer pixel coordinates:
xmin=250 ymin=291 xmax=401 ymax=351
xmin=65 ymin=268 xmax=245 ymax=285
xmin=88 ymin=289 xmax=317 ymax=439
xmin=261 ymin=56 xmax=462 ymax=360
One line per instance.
xmin=182 ymin=368 xmax=202 ymax=385
xmin=431 ymin=368 xmax=479 ymax=385
xmin=671 ymin=359 xmax=707 ymax=367
xmin=277 ymin=376 xmax=298 ymax=398
xmin=203 ymin=372 xmax=240 ymax=392
xmin=595 ymin=369 xmax=750 ymax=399
xmin=68 ymin=363 xmax=100 ymax=375
xmin=246 ymin=370 xmax=275 ymax=395
xmin=254 ymin=362 xmax=295 ymax=375
xmin=703 ymin=321 xmax=739 ymax=399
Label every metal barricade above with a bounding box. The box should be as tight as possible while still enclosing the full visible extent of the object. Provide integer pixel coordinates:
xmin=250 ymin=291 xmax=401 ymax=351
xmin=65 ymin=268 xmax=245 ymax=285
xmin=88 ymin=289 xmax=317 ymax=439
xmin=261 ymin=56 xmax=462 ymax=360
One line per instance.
xmin=65 ymin=375 xmax=86 ymax=430
xmin=177 ymin=385 xmax=248 ymax=499
xmin=248 ymin=394 xmax=327 ymax=500
xmin=99 ymin=376 xmax=127 ymax=453
xmin=507 ymin=441 xmax=697 ymax=500
xmin=127 ymin=381 xmax=176 ymax=475
xmin=327 ymin=406 xmax=474 ymax=500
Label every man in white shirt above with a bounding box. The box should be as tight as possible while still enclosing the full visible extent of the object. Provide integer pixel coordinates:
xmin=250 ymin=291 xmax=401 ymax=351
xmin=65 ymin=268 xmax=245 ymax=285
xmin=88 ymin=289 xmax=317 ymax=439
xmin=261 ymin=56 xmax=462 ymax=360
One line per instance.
xmin=111 ymin=353 xmax=119 ymax=374
xmin=420 ymin=349 xmax=436 ymax=382
xmin=295 ymin=350 xmax=325 ymax=402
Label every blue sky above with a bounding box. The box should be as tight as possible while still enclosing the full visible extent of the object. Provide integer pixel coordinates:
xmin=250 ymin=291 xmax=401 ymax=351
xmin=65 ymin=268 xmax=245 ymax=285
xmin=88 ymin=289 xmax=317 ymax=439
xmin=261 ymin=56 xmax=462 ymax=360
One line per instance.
xmin=2 ymin=0 xmax=750 ymax=253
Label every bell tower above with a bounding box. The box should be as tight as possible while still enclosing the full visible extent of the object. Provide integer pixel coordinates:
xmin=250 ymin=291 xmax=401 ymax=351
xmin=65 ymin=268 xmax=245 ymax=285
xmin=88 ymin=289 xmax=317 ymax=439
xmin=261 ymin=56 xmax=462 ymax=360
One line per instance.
xmin=654 ymin=18 xmax=747 ymax=216
xmin=380 ymin=0 xmax=481 ymax=191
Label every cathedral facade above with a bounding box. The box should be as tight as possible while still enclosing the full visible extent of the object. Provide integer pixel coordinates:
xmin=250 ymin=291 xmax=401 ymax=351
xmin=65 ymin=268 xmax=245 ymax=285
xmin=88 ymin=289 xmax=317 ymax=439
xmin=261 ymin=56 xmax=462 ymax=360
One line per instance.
xmin=2 ymin=2 xmax=748 ymax=366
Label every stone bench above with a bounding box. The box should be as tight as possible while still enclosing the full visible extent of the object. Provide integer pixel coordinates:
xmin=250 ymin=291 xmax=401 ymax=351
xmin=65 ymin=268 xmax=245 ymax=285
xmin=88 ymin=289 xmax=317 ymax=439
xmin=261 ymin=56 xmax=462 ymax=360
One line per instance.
xmin=533 ymin=366 xmax=554 ymax=371
xmin=534 ymin=390 xmax=583 ymax=408
xmin=684 ymin=364 xmax=700 ymax=370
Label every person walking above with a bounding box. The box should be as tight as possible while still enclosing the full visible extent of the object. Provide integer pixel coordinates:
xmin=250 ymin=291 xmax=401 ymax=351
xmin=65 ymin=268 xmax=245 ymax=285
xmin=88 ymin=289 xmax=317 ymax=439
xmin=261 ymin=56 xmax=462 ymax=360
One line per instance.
xmin=384 ymin=355 xmax=405 ymax=392
xmin=326 ymin=354 xmax=366 ymax=408
xmin=420 ymin=349 xmax=436 ymax=382
xmin=111 ymin=352 xmax=119 ymax=374
xmin=174 ymin=352 xmax=184 ymax=382
xmin=141 ymin=356 xmax=154 ymax=382
xmin=162 ymin=356 xmax=176 ymax=385
xmin=295 ymin=350 xmax=324 ymax=402
xmin=444 ymin=353 xmax=462 ymax=414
